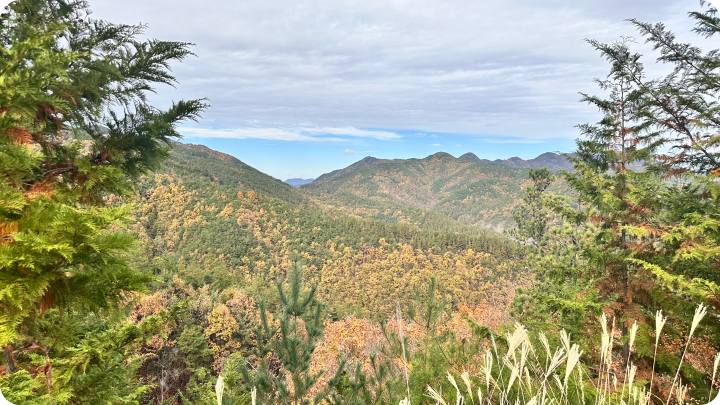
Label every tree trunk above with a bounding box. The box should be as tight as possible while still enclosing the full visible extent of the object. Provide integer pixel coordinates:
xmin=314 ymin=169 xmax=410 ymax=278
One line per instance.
xmin=3 ymin=345 xmax=16 ymax=373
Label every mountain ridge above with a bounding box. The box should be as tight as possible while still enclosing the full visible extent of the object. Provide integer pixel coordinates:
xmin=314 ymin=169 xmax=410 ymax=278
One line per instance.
xmin=309 ymin=151 xmax=572 ymax=184
xmin=166 ymin=144 xmax=571 ymax=231
xmin=311 ymin=151 xmax=569 ymax=185
xmin=302 ymin=151 xmax=567 ymax=230
xmin=164 ymin=143 xmax=302 ymax=203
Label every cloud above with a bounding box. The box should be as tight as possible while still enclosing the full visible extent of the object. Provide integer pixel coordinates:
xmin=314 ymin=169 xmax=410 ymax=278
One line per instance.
xmin=431 ymin=143 xmax=442 ymax=147
xmin=92 ymin=0 xmax=694 ymax=140
xmin=305 ymin=127 xmax=401 ymax=140
xmin=179 ymin=127 xmax=313 ymax=141
xmin=179 ymin=126 xmax=400 ymax=142
xmin=485 ymin=137 xmax=548 ymax=145
xmin=343 ymin=148 xmax=356 ymax=155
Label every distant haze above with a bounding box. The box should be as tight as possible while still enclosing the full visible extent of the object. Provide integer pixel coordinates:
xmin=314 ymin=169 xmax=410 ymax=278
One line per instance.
xmin=285 ymin=178 xmax=315 ymax=187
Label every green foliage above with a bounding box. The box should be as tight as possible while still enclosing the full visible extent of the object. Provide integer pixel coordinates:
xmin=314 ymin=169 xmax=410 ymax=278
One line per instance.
xmin=240 ymin=265 xmax=326 ymax=404
xmin=1 ymin=312 xmax=153 ymax=404
xmin=0 ymin=0 xmax=204 ymax=401
xmin=1 ymin=0 xmax=718 ymax=403
xmin=511 ymin=4 xmax=720 ymax=400
xmin=178 ymin=325 xmax=214 ymax=369
xmin=510 ymin=168 xmax=554 ymax=247
xmin=304 ymin=152 xmax=547 ymax=231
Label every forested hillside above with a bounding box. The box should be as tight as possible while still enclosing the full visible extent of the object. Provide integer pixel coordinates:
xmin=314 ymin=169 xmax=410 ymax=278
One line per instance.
xmin=166 ymin=144 xmax=302 ymax=203
xmin=303 ymin=152 xmax=569 ymax=230
xmin=123 ymin=142 xmax=524 ymax=401
xmin=133 ymin=143 xmax=521 ymax=318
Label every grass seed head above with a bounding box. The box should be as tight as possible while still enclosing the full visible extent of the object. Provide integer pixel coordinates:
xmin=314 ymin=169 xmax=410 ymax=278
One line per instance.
xmin=689 ymin=304 xmax=707 ymax=337
xmin=426 ymin=385 xmax=448 ymax=405
xmin=654 ymin=310 xmax=667 ymax=345
xmin=628 ymin=321 xmax=638 ymax=353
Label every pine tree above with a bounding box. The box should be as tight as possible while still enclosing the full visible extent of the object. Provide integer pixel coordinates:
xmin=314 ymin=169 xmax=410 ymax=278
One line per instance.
xmin=511 ymin=168 xmax=554 ymax=248
xmin=625 ymin=6 xmax=720 ymax=309
xmin=239 ymin=264 xmax=327 ymax=404
xmin=630 ymin=8 xmax=720 ymax=174
xmin=511 ymin=167 xmax=601 ymax=335
xmin=569 ymin=6 xmax=720 ymax=314
xmin=0 ymin=0 xmax=205 ymax=401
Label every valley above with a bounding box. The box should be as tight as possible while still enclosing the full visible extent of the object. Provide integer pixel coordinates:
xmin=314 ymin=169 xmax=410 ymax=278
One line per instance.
xmin=132 ymin=143 xmax=528 ymax=320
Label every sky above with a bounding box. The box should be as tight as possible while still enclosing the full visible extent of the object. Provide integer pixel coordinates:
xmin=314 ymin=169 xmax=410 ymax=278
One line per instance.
xmin=87 ymin=0 xmax=708 ymax=180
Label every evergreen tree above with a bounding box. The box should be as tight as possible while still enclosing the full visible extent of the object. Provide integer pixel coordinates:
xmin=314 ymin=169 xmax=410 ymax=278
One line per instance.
xmin=238 ymin=265 xmax=329 ymax=404
xmin=626 ymin=6 xmax=720 ymax=309
xmin=512 ymin=6 xmax=720 ymax=397
xmin=0 ymin=0 xmax=205 ymax=401
xmin=568 ymin=39 xmax=665 ymax=322
xmin=630 ymin=9 xmax=720 ymax=174
xmin=510 ymin=168 xmax=554 ymax=248
xmin=511 ymin=167 xmax=602 ymax=335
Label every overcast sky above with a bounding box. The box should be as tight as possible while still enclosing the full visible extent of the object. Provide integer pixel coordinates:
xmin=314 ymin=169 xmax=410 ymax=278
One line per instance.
xmin=89 ymin=0 xmax=707 ymax=179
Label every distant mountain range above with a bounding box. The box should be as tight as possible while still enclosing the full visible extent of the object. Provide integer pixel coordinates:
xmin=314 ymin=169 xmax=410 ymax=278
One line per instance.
xmin=493 ymin=152 xmax=574 ymax=171
xmin=430 ymin=151 xmax=574 ymax=171
xmin=282 ymin=152 xmax=572 ymax=189
xmin=285 ymin=178 xmax=315 ymax=187
xmin=163 ymin=144 xmax=571 ymax=231
xmin=303 ymin=151 xmax=571 ymax=230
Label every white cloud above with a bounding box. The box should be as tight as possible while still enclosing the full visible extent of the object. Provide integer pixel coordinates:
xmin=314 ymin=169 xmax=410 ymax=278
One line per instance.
xmin=305 ymin=126 xmax=401 ymax=140
xmin=179 ymin=127 xmax=310 ymax=141
xmin=179 ymin=126 xmax=400 ymax=142
xmin=485 ymin=138 xmax=548 ymax=145
xmin=343 ymin=148 xmax=356 ymax=155
xmin=92 ymin=0 xmax=696 ymax=140
xmin=431 ymin=143 xmax=442 ymax=147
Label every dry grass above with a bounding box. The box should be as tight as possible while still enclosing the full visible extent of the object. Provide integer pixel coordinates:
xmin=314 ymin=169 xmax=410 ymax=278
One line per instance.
xmin=238 ymin=305 xmax=718 ymax=404
xmin=422 ymin=304 xmax=716 ymax=405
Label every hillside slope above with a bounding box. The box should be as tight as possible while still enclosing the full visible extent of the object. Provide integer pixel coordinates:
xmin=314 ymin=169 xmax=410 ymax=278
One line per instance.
xmin=164 ymin=143 xmax=303 ymax=203
xmin=131 ymin=143 xmax=522 ymax=318
xmin=303 ymin=152 xmax=570 ymax=230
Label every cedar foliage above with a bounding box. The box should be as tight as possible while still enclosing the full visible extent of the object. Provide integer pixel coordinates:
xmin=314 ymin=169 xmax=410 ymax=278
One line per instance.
xmin=0 ymin=0 xmax=204 ymax=401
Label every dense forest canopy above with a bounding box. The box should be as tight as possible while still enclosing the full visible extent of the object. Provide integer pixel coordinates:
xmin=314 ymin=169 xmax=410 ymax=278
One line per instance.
xmin=0 ymin=0 xmax=719 ymax=404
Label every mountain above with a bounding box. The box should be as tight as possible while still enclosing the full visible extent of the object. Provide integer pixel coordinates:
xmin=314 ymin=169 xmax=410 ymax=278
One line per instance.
xmin=495 ymin=152 xmax=574 ymax=171
xmin=285 ymin=178 xmax=315 ymax=187
xmin=132 ymin=142 xmax=520 ymax=317
xmin=302 ymin=151 xmax=569 ymax=230
xmin=163 ymin=143 xmax=302 ymax=203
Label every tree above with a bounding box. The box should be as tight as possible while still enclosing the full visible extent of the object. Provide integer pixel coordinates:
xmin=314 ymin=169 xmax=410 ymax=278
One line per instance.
xmin=529 ymin=8 xmax=720 ymax=323
xmin=567 ymin=38 xmax=665 ymax=322
xmin=630 ymin=10 xmax=720 ymax=174
xmin=512 ymin=5 xmax=720 ymax=399
xmin=511 ymin=167 xmax=602 ymax=336
xmin=0 ymin=0 xmax=205 ymax=401
xmin=568 ymin=7 xmax=720 ymax=315
xmin=626 ymin=6 xmax=720 ymax=310
xmin=511 ymin=168 xmax=554 ymax=248
xmin=239 ymin=265 xmax=327 ymax=404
